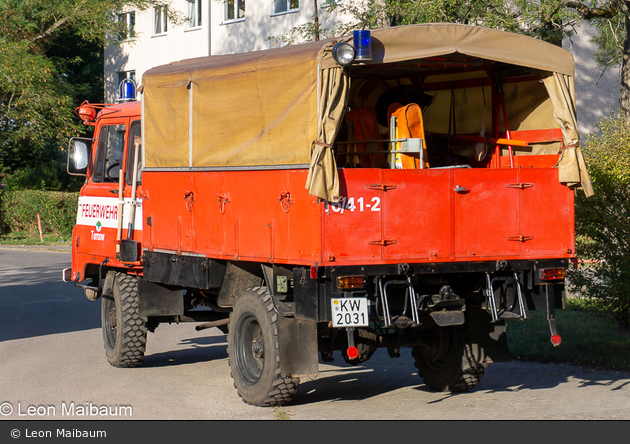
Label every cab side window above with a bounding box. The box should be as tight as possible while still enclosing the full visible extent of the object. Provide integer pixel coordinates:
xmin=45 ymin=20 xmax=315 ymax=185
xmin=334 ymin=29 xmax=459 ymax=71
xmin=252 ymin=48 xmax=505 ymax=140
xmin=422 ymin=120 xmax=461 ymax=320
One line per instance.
xmin=125 ymin=121 xmax=142 ymax=185
xmin=93 ymin=124 xmax=126 ymax=183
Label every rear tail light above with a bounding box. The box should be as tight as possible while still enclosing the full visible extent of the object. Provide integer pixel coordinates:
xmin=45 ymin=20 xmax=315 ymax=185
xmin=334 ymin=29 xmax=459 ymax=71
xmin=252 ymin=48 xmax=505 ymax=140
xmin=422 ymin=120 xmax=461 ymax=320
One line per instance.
xmin=337 ymin=276 xmax=366 ymax=290
xmin=540 ymin=268 xmax=566 ymax=281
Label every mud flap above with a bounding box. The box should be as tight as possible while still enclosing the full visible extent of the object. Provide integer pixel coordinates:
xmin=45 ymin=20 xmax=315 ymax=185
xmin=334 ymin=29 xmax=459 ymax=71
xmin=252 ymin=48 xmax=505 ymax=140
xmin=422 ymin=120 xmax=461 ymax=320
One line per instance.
xmin=466 ymin=303 xmax=511 ymax=363
xmin=430 ymin=310 xmax=465 ymax=326
xmin=277 ymin=315 xmax=319 ymax=380
xmin=216 ymin=262 xmax=264 ymax=308
xmin=119 ymin=239 xmax=138 ymax=263
xmin=137 ymin=278 xmax=184 ymax=317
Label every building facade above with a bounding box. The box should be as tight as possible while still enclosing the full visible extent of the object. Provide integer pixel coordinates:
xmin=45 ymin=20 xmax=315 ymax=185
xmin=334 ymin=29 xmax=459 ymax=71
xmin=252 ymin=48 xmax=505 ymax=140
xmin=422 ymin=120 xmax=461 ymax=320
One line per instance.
xmin=104 ymin=0 xmax=345 ymax=103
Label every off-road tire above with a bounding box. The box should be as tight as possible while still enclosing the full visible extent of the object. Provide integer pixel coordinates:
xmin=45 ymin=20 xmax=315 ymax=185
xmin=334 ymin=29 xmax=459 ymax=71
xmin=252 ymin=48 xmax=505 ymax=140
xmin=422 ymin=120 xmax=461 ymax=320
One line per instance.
xmin=227 ymin=287 xmax=299 ymax=406
xmin=101 ymin=272 xmax=147 ymax=367
xmin=411 ymin=325 xmax=486 ymax=392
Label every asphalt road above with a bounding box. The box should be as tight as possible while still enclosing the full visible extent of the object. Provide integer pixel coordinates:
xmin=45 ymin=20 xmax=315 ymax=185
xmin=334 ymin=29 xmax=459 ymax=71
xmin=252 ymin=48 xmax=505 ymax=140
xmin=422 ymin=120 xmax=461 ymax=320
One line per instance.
xmin=1 ymin=247 xmax=630 ymax=424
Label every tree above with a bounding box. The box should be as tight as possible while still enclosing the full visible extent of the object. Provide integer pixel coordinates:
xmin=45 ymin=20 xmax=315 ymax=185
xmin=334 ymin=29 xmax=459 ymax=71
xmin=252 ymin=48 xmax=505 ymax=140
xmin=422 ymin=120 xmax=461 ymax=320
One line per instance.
xmin=570 ymin=111 xmax=630 ymax=331
xmin=270 ymin=0 xmax=523 ymax=46
xmin=516 ymin=1 xmax=630 ymax=119
xmin=0 ymin=0 xmax=179 ymax=189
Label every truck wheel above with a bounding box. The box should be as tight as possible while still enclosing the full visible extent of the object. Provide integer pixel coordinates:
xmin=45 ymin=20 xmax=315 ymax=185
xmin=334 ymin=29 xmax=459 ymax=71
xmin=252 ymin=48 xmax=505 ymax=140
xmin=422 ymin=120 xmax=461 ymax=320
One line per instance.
xmin=411 ymin=325 xmax=486 ymax=392
xmin=228 ymin=287 xmax=299 ymax=406
xmin=101 ymin=272 xmax=147 ymax=368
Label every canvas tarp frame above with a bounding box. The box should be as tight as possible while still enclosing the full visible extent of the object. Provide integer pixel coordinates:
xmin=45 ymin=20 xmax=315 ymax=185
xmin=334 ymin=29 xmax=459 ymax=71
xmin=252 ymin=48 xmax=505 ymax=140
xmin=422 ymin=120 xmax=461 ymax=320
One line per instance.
xmin=141 ymin=23 xmax=593 ymax=202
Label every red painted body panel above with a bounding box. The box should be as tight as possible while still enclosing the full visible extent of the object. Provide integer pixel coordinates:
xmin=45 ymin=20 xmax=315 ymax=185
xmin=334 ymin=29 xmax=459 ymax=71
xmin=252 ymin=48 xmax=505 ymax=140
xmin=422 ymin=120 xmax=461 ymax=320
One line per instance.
xmin=143 ymin=170 xmax=323 ymax=264
xmin=141 ymin=163 xmax=574 ymax=268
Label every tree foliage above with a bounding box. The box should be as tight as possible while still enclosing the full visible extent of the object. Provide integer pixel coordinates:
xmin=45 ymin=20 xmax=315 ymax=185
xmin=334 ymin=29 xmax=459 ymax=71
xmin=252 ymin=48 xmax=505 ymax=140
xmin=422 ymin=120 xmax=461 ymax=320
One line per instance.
xmin=570 ymin=112 xmax=630 ymax=331
xmin=0 ymin=0 xmax=177 ymax=190
xmin=270 ymin=0 xmax=526 ymax=46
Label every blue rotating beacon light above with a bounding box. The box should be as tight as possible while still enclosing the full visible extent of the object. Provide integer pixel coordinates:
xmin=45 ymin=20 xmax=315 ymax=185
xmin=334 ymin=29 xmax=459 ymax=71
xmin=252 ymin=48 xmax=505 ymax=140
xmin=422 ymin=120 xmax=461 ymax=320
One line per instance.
xmin=353 ymin=30 xmax=372 ymax=62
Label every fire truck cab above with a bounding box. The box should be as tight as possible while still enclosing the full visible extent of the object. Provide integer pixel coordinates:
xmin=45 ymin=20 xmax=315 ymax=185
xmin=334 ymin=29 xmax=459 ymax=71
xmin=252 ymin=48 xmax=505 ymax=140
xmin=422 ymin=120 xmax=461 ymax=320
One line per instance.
xmin=64 ymin=24 xmax=592 ymax=407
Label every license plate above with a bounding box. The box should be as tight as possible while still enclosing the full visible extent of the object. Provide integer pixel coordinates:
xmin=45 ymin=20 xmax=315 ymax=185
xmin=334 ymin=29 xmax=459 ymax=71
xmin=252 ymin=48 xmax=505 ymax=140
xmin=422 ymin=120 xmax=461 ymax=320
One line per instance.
xmin=331 ymin=297 xmax=369 ymax=327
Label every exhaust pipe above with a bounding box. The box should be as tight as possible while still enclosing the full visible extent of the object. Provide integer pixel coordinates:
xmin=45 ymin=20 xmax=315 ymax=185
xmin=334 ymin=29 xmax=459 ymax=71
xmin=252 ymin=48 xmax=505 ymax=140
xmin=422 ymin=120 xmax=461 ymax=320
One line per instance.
xmin=195 ymin=318 xmax=230 ymax=331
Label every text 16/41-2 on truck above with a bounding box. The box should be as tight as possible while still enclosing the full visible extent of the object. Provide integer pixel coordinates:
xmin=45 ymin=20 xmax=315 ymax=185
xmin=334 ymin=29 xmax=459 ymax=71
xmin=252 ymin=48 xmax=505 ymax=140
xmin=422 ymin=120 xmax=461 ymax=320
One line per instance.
xmin=63 ymin=24 xmax=593 ymax=407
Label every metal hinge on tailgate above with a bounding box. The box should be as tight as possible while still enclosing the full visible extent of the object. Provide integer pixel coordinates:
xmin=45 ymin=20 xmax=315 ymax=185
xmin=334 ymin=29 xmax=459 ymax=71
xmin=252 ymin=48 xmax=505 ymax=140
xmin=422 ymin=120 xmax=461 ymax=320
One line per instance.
xmin=506 ymin=183 xmax=534 ymax=189
xmin=366 ymin=184 xmax=397 ymax=191
xmin=506 ymin=235 xmax=534 ymax=242
xmin=368 ymin=239 xmax=398 ymax=246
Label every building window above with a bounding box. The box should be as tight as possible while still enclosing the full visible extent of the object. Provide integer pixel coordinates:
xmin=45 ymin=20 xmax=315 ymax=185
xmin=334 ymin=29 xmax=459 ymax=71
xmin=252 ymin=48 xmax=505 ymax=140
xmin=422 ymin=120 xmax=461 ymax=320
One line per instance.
xmin=116 ymin=11 xmax=135 ymax=41
xmin=153 ymin=6 xmax=168 ymax=35
xmin=273 ymin=0 xmax=298 ymax=14
xmin=225 ymin=0 xmax=245 ymax=21
xmin=187 ymin=0 xmax=202 ymax=28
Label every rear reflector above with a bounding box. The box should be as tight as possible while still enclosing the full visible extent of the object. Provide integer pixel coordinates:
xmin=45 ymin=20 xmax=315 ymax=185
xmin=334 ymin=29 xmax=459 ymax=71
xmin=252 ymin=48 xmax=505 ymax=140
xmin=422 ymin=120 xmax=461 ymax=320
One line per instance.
xmin=346 ymin=346 xmax=359 ymax=360
xmin=551 ymin=334 xmax=562 ymax=346
xmin=540 ymin=268 xmax=566 ymax=281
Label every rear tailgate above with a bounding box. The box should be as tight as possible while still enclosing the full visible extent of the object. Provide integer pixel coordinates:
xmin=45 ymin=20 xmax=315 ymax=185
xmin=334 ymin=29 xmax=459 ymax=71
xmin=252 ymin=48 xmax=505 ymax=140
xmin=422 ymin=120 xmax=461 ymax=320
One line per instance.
xmin=323 ymin=167 xmax=574 ymax=265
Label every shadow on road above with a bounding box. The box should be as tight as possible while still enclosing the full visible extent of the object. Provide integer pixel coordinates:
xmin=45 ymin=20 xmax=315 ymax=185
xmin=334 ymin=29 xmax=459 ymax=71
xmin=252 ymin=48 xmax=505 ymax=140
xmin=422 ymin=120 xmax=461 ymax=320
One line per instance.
xmin=288 ymin=349 xmax=630 ymax=405
xmin=142 ymin=334 xmax=229 ymax=367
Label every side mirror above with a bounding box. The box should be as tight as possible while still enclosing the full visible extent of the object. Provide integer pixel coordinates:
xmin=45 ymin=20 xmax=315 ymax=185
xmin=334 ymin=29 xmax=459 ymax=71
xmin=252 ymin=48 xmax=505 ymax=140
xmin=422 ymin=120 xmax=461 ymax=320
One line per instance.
xmin=68 ymin=138 xmax=92 ymax=176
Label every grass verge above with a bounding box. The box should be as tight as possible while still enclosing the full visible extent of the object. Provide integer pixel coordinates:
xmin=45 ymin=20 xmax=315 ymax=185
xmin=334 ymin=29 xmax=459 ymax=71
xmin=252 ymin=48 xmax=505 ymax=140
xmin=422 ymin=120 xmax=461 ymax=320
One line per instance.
xmin=507 ymin=297 xmax=630 ymax=372
xmin=0 ymin=230 xmax=71 ymax=247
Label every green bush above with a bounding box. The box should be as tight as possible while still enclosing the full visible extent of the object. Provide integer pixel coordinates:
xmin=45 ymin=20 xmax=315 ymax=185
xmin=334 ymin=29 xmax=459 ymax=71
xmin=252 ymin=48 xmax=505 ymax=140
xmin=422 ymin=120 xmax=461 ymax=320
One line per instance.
xmin=2 ymin=163 xmax=83 ymax=192
xmin=569 ymin=112 xmax=630 ymax=331
xmin=0 ymin=190 xmax=79 ymax=237
xmin=507 ymin=298 xmax=630 ymax=371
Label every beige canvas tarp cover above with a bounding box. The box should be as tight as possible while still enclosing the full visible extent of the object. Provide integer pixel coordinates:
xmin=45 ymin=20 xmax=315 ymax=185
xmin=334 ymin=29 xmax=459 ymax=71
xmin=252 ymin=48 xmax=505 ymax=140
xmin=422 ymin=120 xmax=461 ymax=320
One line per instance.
xmin=141 ymin=23 xmax=593 ymax=202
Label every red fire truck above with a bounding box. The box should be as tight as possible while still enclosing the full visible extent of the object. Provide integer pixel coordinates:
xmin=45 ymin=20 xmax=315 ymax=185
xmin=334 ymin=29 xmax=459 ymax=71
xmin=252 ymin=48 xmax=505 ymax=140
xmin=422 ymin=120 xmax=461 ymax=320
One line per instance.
xmin=63 ymin=24 xmax=593 ymax=406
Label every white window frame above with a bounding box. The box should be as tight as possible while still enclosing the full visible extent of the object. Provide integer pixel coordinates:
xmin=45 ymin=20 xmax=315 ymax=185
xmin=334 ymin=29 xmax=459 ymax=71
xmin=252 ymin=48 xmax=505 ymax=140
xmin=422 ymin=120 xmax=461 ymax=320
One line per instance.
xmin=187 ymin=0 xmax=202 ymax=29
xmin=272 ymin=0 xmax=299 ymax=15
xmin=116 ymin=11 xmax=135 ymax=41
xmin=224 ymin=0 xmax=245 ymax=23
xmin=153 ymin=6 xmax=168 ymax=36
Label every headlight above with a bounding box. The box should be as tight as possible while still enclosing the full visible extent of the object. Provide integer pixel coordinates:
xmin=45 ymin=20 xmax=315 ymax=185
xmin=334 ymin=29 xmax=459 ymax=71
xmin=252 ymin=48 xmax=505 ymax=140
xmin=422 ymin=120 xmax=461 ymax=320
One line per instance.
xmin=332 ymin=42 xmax=355 ymax=66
